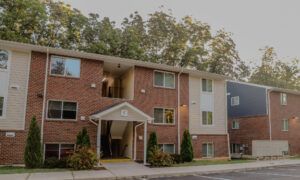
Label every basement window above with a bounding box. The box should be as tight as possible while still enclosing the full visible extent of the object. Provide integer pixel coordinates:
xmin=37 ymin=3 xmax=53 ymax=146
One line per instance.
xmin=158 ymin=144 xmax=175 ymax=154
xmin=44 ymin=144 xmax=75 ymax=159
xmin=202 ymin=143 xmax=214 ymax=158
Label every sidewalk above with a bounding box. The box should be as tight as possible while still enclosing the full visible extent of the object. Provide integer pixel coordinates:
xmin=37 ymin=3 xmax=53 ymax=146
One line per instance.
xmin=2 ymin=159 xmax=300 ymax=180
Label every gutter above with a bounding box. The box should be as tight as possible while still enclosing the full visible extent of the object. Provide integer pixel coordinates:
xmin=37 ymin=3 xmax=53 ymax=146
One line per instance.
xmin=225 ymin=81 xmax=231 ymax=160
xmin=41 ymin=48 xmax=49 ymax=142
xmin=267 ymin=89 xmax=272 ymax=141
xmin=177 ymin=68 xmax=183 ymax=154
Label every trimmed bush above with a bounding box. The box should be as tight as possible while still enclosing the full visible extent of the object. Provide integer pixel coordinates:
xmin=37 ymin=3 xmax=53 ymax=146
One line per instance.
xmin=148 ymin=146 xmax=173 ymax=167
xmin=147 ymin=131 xmax=158 ymax=160
xmin=180 ymin=130 xmax=194 ymax=162
xmin=171 ymin=154 xmax=183 ymax=164
xmin=24 ymin=115 xmax=43 ymax=168
xmin=68 ymin=147 xmax=98 ymax=170
xmin=76 ymin=127 xmax=91 ymax=149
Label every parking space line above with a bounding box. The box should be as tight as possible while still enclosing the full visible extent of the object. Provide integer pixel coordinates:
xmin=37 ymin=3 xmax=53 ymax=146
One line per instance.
xmin=239 ymin=171 xmax=300 ymax=178
xmin=193 ymin=174 xmax=231 ymax=180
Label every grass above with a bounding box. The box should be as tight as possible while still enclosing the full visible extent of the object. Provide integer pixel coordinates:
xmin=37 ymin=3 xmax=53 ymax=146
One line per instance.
xmin=289 ymin=156 xmax=300 ymax=159
xmin=0 ymin=166 xmax=70 ymax=174
xmin=173 ymin=159 xmax=256 ymax=167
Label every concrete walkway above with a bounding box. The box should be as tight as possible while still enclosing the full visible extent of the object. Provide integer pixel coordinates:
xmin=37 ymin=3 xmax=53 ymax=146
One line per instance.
xmin=2 ymin=159 xmax=300 ymax=180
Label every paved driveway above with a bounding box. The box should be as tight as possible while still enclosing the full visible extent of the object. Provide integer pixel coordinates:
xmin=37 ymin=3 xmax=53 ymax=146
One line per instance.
xmin=146 ymin=164 xmax=300 ymax=180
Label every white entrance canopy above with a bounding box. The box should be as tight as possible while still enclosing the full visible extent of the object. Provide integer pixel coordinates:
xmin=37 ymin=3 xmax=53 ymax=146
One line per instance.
xmin=89 ymin=102 xmax=153 ymax=165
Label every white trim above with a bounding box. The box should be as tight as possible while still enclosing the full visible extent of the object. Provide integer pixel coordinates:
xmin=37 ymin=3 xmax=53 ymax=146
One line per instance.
xmin=23 ymin=51 xmax=31 ymax=130
xmin=46 ymin=99 xmax=78 ymax=121
xmin=49 ymin=55 xmax=81 ymax=78
xmin=91 ymin=102 xmax=153 ymax=121
xmin=231 ymin=96 xmax=240 ymax=106
xmin=153 ymin=70 xmax=176 ymax=89
xmin=153 ymin=107 xmax=176 ymax=125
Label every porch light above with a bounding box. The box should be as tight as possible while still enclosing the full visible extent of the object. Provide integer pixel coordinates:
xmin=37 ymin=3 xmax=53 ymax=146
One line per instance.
xmin=181 ymin=104 xmax=187 ymax=107
xmin=102 ymin=77 xmax=107 ymax=82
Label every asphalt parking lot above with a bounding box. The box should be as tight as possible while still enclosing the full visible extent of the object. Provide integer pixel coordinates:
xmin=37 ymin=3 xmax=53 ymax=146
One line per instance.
xmin=145 ymin=164 xmax=300 ymax=180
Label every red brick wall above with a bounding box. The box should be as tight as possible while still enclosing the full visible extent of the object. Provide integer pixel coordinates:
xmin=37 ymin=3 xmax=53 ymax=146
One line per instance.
xmin=269 ymin=91 xmax=300 ymax=155
xmin=228 ymin=115 xmax=269 ymax=155
xmin=192 ymin=134 xmax=228 ymax=158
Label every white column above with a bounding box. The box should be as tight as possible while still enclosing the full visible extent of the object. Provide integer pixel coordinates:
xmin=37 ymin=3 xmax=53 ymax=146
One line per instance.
xmin=97 ymin=119 xmax=102 ymax=166
xmin=143 ymin=121 xmax=147 ymax=165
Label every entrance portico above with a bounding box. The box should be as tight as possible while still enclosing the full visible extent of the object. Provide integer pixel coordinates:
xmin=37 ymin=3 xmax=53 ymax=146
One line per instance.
xmin=90 ymin=102 xmax=153 ymax=165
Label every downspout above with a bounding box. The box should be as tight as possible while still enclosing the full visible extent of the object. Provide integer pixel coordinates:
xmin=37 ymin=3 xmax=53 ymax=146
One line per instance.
xmin=225 ymin=81 xmax=231 ymax=160
xmin=267 ymin=89 xmax=272 ymax=141
xmin=41 ymin=48 xmax=49 ymax=143
xmin=177 ymin=68 xmax=183 ymax=154
xmin=134 ymin=122 xmax=145 ymax=161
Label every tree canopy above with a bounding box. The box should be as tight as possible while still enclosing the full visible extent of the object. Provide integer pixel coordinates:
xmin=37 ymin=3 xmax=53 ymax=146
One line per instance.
xmin=1 ymin=0 xmax=300 ymax=88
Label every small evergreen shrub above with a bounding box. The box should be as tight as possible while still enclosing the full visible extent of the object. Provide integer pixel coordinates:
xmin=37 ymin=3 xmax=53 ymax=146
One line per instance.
xmin=24 ymin=115 xmax=43 ymax=168
xmin=180 ymin=130 xmax=194 ymax=162
xmin=147 ymin=131 xmax=158 ymax=161
xmin=44 ymin=157 xmax=68 ymax=168
xmin=76 ymin=127 xmax=91 ymax=149
xmin=148 ymin=146 xmax=173 ymax=167
xmin=68 ymin=147 xmax=98 ymax=170
xmin=171 ymin=154 xmax=183 ymax=164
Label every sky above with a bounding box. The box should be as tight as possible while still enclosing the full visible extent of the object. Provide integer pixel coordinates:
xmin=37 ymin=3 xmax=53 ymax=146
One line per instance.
xmin=62 ymin=0 xmax=300 ymax=66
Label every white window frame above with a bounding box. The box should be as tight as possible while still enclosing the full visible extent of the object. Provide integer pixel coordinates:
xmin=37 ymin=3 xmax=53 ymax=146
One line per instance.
xmin=46 ymin=100 xmax=78 ymax=121
xmin=231 ymin=96 xmax=240 ymax=106
xmin=201 ymin=111 xmax=213 ymax=126
xmin=44 ymin=143 xmax=75 ymax=160
xmin=282 ymin=119 xmax=288 ymax=131
xmin=202 ymin=143 xmax=214 ymax=158
xmin=201 ymin=78 xmax=213 ymax=93
xmin=280 ymin=93 xmax=287 ymax=105
xmin=0 ymin=96 xmax=6 ymax=118
xmin=153 ymin=70 xmax=175 ymax=89
xmin=158 ymin=144 xmax=175 ymax=154
xmin=153 ymin=107 xmax=176 ymax=125
xmin=0 ymin=49 xmax=10 ymax=72
xmin=232 ymin=120 xmax=239 ymax=129
xmin=50 ymin=56 xmax=81 ymax=78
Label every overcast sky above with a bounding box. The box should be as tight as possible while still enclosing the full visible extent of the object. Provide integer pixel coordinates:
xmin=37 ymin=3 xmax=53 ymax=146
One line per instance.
xmin=63 ymin=0 xmax=300 ymax=65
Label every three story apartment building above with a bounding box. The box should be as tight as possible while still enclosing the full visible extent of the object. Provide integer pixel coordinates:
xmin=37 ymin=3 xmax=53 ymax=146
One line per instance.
xmin=227 ymin=81 xmax=300 ymax=157
xmin=0 ymin=40 xmax=229 ymax=165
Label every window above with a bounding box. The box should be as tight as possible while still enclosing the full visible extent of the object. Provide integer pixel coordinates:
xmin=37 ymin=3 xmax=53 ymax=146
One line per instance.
xmin=154 ymin=71 xmax=175 ymax=88
xmin=202 ymin=143 xmax=214 ymax=158
xmin=232 ymin=144 xmax=240 ymax=153
xmin=232 ymin=120 xmax=239 ymax=129
xmin=0 ymin=49 xmax=8 ymax=70
xmin=202 ymin=111 xmax=213 ymax=125
xmin=45 ymin=144 xmax=75 ymax=159
xmin=282 ymin=119 xmax=288 ymax=131
xmin=202 ymin=79 xmax=213 ymax=92
xmin=0 ymin=97 xmax=4 ymax=117
xmin=280 ymin=93 xmax=287 ymax=105
xmin=154 ymin=108 xmax=175 ymax=124
xmin=158 ymin=144 xmax=175 ymax=154
xmin=231 ymin=96 xmax=240 ymax=106
xmin=47 ymin=100 xmax=77 ymax=120
xmin=50 ymin=56 xmax=80 ymax=77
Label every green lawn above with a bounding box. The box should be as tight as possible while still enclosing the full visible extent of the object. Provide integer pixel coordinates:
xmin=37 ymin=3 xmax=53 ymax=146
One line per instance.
xmin=173 ymin=159 xmax=256 ymax=167
xmin=289 ymin=156 xmax=300 ymax=159
xmin=0 ymin=166 xmax=70 ymax=174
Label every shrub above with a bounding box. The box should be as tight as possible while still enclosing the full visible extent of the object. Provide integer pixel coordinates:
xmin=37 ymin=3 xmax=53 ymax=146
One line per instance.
xmin=68 ymin=147 xmax=98 ymax=170
xmin=148 ymin=146 xmax=173 ymax=167
xmin=147 ymin=131 xmax=158 ymax=161
xmin=171 ymin=154 xmax=183 ymax=164
xmin=44 ymin=157 xmax=68 ymax=168
xmin=24 ymin=115 xmax=43 ymax=168
xmin=180 ymin=130 xmax=194 ymax=162
xmin=76 ymin=127 xmax=91 ymax=149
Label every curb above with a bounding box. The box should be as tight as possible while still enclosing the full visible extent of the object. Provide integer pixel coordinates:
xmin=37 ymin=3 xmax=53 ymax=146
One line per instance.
xmin=74 ymin=161 xmax=300 ymax=180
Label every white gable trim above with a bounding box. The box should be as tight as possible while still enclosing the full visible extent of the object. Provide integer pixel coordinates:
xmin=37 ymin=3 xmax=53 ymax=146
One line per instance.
xmin=90 ymin=102 xmax=153 ymax=122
